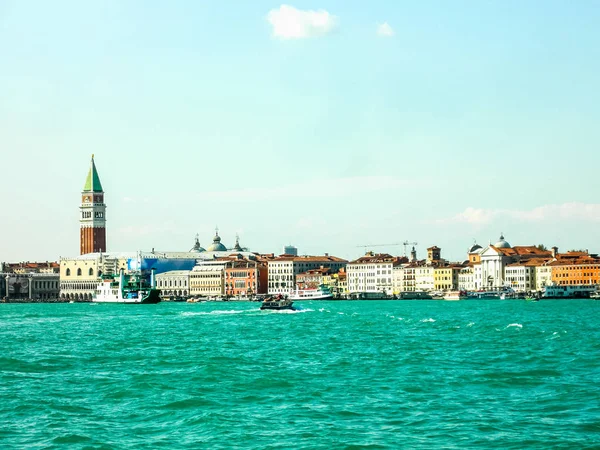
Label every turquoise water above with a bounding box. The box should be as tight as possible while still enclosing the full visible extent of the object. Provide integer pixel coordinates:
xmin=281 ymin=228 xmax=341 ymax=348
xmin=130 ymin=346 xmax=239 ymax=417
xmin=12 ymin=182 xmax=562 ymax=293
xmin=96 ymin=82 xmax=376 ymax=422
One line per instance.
xmin=1 ymin=300 xmax=599 ymax=449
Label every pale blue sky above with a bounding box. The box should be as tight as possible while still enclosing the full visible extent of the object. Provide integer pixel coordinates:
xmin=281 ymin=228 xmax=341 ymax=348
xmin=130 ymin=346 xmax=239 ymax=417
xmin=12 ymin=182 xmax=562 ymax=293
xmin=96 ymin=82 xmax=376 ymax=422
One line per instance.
xmin=1 ymin=1 xmax=599 ymax=262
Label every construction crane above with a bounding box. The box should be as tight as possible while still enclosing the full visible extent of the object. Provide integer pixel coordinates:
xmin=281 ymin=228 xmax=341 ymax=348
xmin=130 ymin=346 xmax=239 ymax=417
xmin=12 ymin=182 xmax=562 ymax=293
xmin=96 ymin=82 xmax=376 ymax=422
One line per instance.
xmin=403 ymin=241 xmax=418 ymax=257
xmin=356 ymin=243 xmax=402 ymax=248
xmin=356 ymin=243 xmax=402 ymax=253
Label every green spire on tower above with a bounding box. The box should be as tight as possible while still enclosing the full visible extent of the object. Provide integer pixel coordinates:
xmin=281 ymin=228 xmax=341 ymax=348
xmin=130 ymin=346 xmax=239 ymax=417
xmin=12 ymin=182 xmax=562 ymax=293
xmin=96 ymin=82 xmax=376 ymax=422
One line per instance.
xmin=83 ymin=154 xmax=104 ymax=192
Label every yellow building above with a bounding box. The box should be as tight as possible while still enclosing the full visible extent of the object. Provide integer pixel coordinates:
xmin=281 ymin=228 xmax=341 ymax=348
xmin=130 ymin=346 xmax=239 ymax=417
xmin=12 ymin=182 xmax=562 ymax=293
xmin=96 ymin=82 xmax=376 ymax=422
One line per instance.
xmin=433 ymin=266 xmax=460 ymax=291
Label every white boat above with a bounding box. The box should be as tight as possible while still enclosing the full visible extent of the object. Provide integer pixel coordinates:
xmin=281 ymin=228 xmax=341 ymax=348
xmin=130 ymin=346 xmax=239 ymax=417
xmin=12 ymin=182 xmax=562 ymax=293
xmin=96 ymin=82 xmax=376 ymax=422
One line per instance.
xmin=443 ymin=290 xmax=467 ymax=301
xmin=93 ymin=269 xmax=161 ymax=304
xmin=543 ymin=284 xmax=596 ymax=299
xmin=289 ymin=285 xmax=333 ymax=301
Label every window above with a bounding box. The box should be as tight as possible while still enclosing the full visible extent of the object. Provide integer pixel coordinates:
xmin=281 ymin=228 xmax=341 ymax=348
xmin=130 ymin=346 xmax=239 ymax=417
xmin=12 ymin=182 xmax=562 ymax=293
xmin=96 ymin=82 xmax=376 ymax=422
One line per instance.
xmin=77 ymin=268 xmax=82 ymax=276
xmin=66 ymin=268 xmax=71 ymax=276
xmin=89 ymin=268 xmax=94 ymax=276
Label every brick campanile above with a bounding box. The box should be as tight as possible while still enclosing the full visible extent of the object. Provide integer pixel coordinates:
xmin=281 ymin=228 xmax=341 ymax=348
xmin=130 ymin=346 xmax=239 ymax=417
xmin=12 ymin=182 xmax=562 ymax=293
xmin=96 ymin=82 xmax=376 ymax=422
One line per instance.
xmin=80 ymin=155 xmax=107 ymax=255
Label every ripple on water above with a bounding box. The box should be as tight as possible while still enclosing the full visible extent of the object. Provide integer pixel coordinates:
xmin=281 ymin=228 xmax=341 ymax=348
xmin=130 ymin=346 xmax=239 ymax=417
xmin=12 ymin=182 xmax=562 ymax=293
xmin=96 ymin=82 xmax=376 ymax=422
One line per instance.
xmin=0 ymin=300 xmax=598 ymax=448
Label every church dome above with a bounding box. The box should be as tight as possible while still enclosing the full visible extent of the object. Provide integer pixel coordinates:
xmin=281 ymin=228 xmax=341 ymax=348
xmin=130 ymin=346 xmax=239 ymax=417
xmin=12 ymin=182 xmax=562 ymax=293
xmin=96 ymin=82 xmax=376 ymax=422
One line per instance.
xmin=190 ymin=235 xmax=206 ymax=253
xmin=494 ymin=234 xmax=511 ymax=249
xmin=207 ymin=231 xmax=228 ymax=252
xmin=468 ymin=243 xmax=482 ymax=253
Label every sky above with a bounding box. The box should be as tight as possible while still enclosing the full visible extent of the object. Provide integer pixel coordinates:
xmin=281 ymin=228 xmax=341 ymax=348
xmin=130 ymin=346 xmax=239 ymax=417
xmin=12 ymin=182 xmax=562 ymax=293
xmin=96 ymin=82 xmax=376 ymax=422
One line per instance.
xmin=1 ymin=0 xmax=600 ymax=263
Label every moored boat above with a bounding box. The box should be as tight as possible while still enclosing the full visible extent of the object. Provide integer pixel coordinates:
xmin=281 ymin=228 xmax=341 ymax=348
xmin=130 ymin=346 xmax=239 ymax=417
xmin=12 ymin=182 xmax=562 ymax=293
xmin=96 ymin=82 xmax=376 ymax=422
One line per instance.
xmin=543 ymin=284 xmax=596 ymax=299
xmin=443 ymin=290 xmax=467 ymax=301
xmin=93 ymin=269 xmax=160 ymax=304
xmin=289 ymin=284 xmax=333 ymax=301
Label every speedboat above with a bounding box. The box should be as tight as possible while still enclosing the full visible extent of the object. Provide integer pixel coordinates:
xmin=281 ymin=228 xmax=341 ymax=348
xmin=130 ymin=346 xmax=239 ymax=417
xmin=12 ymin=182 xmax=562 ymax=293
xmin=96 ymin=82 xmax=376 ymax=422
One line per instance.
xmin=260 ymin=296 xmax=294 ymax=311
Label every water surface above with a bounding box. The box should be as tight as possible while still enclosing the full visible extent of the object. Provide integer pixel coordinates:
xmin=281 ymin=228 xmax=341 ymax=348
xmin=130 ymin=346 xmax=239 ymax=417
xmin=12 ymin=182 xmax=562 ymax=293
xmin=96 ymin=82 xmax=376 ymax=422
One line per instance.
xmin=1 ymin=300 xmax=599 ymax=449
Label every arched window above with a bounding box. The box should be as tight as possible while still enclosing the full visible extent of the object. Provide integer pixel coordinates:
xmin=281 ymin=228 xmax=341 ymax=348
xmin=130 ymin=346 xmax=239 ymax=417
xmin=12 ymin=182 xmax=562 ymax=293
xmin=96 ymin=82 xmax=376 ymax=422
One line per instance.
xmin=77 ymin=268 xmax=82 ymax=276
xmin=66 ymin=268 xmax=71 ymax=276
xmin=89 ymin=268 xmax=94 ymax=276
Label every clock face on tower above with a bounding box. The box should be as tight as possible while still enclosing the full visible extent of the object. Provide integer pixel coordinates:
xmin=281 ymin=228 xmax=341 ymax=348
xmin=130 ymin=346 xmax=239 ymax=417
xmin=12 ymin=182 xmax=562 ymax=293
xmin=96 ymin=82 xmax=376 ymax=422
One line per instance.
xmin=83 ymin=196 xmax=90 ymax=202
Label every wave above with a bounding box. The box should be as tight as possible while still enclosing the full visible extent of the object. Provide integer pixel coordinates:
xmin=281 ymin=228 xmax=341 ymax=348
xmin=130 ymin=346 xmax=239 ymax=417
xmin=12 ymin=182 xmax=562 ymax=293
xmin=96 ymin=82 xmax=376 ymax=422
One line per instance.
xmin=180 ymin=310 xmax=252 ymax=317
xmin=266 ymin=308 xmax=314 ymax=314
xmin=421 ymin=318 xmax=436 ymax=323
xmin=506 ymin=323 xmax=523 ymax=328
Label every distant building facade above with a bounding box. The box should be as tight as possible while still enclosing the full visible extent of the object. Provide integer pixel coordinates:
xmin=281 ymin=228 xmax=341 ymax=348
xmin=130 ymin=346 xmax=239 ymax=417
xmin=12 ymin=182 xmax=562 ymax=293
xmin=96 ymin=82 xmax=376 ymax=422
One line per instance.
xmin=347 ymin=253 xmax=404 ymax=296
xmin=268 ymin=255 xmax=347 ymax=295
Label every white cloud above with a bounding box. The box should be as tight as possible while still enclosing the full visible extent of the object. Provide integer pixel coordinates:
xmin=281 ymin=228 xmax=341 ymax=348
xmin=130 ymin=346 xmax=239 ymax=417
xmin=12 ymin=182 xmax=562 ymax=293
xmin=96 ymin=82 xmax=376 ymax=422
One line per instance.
xmin=267 ymin=4 xmax=338 ymax=39
xmin=377 ymin=22 xmax=395 ymax=37
xmin=438 ymin=203 xmax=600 ymax=225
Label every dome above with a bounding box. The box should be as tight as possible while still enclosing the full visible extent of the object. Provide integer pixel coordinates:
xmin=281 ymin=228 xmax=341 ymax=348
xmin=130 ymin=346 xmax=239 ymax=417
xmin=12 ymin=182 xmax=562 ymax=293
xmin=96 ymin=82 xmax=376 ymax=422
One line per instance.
xmin=494 ymin=234 xmax=511 ymax=249
xmin=207 ymin=231 xmax=228 ymax=252
xmin=233 ymin=236 xmax=243 ymax=252
xmin=190 ymin=235 xmax=206 ymax=253
xmin=468 ymin=243 xmax=482 ymax=253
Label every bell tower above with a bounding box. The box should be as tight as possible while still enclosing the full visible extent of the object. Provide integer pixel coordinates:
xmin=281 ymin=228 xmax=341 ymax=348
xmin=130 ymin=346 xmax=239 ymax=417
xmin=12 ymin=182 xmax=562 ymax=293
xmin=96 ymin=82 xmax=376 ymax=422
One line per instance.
xmin=80 ymin=155 xmax=107 ymax=254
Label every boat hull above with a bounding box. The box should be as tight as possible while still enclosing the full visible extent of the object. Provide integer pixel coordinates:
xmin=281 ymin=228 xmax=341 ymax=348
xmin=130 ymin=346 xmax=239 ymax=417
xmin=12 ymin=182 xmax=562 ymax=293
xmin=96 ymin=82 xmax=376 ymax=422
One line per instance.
xmin=94 ymin=289 xmax=161 ymax=304
xmin=289 ymin=293 xmax=333 ymax=301
xmin=260 ymin=300 xmax=294 ymax=310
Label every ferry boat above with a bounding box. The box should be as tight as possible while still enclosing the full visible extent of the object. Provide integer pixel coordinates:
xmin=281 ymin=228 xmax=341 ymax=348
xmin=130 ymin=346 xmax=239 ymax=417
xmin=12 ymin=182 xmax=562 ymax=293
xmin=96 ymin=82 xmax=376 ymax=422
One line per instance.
xmin=260 ymin=295 xmax=294 ymax=311
xmin=443 ymin=290 xmax=468 ymax=301
xmin=93 ymin=269 xmax=161 ymax=304
xmin=289 ymin=284 xmax=333 ymax=301
xmin=542 ymin=284 xmax=596 ymax=299
xmin=469 ymin=287 xmax=514 ymax=300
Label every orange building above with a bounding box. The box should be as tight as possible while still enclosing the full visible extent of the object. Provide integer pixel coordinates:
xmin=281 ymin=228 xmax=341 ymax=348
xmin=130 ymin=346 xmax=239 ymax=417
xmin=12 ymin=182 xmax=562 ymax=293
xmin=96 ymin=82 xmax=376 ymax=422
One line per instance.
xmin=550 ymin=252 xmax=600 ymax=286
xmin=224 ymin=256 xmax=270 ymax=297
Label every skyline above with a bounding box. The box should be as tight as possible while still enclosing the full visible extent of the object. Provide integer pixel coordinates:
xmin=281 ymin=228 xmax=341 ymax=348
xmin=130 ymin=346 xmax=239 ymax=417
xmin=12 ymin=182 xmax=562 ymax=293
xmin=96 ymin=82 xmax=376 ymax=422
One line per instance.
xmin=1 ymin=1 xmax=600 ymax=262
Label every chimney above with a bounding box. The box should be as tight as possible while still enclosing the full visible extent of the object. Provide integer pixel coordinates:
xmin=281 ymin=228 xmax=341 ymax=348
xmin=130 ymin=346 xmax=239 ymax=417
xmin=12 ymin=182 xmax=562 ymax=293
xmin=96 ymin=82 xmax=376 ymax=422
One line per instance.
xmin=551 ymin=246 xmax=558 ymax=258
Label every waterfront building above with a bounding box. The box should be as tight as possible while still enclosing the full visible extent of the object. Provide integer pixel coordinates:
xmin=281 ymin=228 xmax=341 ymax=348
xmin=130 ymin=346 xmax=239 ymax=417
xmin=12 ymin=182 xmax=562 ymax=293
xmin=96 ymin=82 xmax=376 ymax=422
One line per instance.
xmin=80 ymin=155 xmax=107 ymax=255
xmin=392 ymin=265 xmax=404 ymax=295
xmin=393 ymin=263 xmax=419 ymax=294
xmin=549 ymin=251 xmax=600 ymax=286
xmin=347 ymin=253 xmax=403 ymax=296
xmin=478 ymin=235 xmax=552 ymax=289
xmin=268 ymin=254 xmax=347 ymax=295
xmin=433 ymin=266 xmax=461 ymax=291
xmin=458 ymin=265 xmax=475 ymax=291
xmin=296 ymin=268 xmax=330 ymax=290
xmin=0 ymin=262 xmax=60 ymax=301
xmin=60 ymin=251 xmax=199 ymax=301
xmin=535 ymin=263 xmax=553 ymax=291
xmin=224 ymin=256 xmax=268 ymax=297
xmin=189 ymin=260 xmax=227 ymax=297
xmin=156 ymin=270 xmax=190 ymax=298
xmin=414 ymin=265 xmax=435 ymax=292
xmin=504 ymin=260 xmax=541 ymax=292
xmin=322 ymin=268 xmax=347 ymax=297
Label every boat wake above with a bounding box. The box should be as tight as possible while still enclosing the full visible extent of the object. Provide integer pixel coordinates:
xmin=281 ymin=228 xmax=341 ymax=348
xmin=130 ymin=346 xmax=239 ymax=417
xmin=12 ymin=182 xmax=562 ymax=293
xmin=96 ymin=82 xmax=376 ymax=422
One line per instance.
xmin=180 ymin=310 xmax=252 ymax=317
xmin=265 ymin=308 xmax=314 ymax=314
